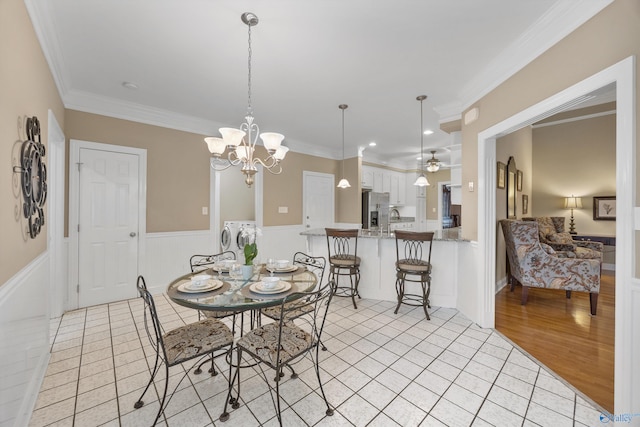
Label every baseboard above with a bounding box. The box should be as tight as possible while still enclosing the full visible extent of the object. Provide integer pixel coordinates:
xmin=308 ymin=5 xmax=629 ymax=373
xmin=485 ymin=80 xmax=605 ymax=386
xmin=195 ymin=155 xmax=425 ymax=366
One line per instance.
xmin=495 ymin=276 xmax=508 ymax=294
xmin=602 ymin=263 xmax=615 ymax=271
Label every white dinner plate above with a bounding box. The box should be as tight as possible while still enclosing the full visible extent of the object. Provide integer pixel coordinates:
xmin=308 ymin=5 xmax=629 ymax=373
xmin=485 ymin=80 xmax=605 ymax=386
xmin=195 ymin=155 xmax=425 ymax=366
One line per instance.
xmin=178 ymin=279 xmax=223 ymax=293
xmin=266 ymin=265 xmax=298 ymax=273
xmin=250 ymin=281 xmax=292 ymax=294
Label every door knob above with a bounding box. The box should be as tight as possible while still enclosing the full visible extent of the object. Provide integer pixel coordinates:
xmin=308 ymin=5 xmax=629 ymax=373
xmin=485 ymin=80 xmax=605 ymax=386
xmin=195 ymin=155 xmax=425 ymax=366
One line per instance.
xmin=130 ymin=232 xmax=137 ymax=237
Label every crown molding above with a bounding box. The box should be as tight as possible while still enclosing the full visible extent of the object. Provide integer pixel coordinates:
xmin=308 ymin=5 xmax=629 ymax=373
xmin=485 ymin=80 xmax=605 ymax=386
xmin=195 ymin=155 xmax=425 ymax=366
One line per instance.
xmin=433 ymin=0 xmax=614 ymax=119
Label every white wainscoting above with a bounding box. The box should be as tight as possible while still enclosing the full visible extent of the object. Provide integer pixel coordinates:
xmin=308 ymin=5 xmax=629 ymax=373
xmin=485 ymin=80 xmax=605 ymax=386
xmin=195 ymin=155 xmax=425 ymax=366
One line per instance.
xmin=143 ymin=231 xmax=215 ymax=294
xmin=0 ymin=252 xmax=51 ymax=427
xmin=456 ymin=241 xmax=481 ymax=325
xmin=258 ymin=225 xmax=308 ymax=262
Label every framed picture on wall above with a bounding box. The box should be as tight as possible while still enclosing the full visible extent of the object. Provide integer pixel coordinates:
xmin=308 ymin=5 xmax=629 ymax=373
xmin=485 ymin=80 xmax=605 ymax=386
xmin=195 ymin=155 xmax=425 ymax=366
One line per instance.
xmin=497 ymin=161 xmax=506 ymax=189
xmin=522 ymin=194 xmax=528 ymax=214
xmin=517 ymin=170 xmax=523 ymax=192
xmin=593 ymin=196 xmax=616 ymax=220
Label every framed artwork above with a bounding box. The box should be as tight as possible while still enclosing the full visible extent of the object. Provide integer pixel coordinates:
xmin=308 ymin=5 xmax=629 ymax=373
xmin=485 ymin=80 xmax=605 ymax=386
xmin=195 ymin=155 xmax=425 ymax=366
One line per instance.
xmin=593 ymin=196 xmax=616 ymax=220
xmin=522 ymin=194 xmax=529 ymax=214
xmin=506 ymin=157 xmax=517 ymax=219
xmin=497 ymin=161 xmax=506 ymax=189
xmin=517 ymin=170 xmax=523 ymax=192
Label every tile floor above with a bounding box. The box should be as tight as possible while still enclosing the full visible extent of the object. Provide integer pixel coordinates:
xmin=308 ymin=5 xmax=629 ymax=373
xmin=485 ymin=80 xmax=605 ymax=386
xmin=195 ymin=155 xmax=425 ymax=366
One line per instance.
xmin=29 ymin=295 xmax=606 ymax=426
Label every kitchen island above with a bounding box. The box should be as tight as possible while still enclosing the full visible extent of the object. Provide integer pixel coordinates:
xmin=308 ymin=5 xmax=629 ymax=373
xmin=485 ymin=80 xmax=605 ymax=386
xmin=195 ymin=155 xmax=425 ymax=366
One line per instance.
xmin=300 ymin=228 xmax=469 ymax=309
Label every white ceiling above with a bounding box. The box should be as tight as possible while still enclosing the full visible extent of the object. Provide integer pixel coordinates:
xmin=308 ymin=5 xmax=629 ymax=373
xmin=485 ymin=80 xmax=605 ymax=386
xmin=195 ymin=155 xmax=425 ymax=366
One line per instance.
xmin=26 ymin=0 xmax=610 ymax=169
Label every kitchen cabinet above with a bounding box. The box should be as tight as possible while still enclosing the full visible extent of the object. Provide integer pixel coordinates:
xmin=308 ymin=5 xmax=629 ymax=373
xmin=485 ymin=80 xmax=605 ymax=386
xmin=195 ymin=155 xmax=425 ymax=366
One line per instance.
xmin=362 ymin=169 xmax=374 ymax=188
xmin=362 ymin=165 xmax=407 ymax=205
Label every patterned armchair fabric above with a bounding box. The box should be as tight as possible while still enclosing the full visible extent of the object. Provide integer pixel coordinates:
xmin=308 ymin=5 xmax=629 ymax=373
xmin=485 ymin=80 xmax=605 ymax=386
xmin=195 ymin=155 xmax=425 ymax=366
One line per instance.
xmin=522 ymin=216 xmax=603 ymax=260
xmin=500 ymin=220 xmax=600 ymax=315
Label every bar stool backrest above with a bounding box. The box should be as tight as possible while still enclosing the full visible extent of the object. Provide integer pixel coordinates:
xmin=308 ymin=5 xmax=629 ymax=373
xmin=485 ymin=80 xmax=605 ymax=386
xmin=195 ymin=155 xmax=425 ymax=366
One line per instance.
xmin=325 ymin=228 xmax=359 ymax=262
xmin=395 ymin=230 xmax=435 ymax=266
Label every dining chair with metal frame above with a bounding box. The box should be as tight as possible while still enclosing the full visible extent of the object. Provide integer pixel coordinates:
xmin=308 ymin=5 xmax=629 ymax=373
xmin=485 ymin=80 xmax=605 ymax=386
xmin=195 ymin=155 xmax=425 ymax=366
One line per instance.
xmin=133 ymin=276 xmax=234 ymax=426
xmin=220 ymin=280 xmax=337 ymax=425
xmin=189 ymin=250 xmax=239 ymax=374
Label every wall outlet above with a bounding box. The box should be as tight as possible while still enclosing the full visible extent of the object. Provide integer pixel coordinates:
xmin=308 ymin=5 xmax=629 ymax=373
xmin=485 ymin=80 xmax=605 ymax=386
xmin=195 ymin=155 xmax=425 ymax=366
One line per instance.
xmin=468 ymin=181 xmax=474 ymax=192
xmin=202 ymin=207 xmax=208 ymax=215
xmin=278 ymin=206 xmax=288 ymax=214
xmin=432 ymin=208 xmax=436 ymax=213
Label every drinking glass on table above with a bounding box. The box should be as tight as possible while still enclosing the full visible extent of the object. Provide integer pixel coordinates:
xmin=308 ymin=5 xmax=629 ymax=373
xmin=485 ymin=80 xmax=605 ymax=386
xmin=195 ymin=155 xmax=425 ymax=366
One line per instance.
xmin=229 ymin=263 xmax=242 ymax=285
xmin=266 ymin=258 xmax=276 ymax=276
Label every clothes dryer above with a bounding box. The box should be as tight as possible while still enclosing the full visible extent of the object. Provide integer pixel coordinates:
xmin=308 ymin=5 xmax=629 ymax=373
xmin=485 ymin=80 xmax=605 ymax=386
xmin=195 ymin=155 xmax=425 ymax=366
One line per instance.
xmin=220 ymin=220 xmax=256 ymax=260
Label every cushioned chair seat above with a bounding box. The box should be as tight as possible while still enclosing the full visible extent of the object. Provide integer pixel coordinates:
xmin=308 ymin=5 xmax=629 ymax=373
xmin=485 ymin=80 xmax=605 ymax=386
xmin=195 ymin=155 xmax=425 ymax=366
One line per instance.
xmin=329 ymin=255 xmax=361 ymax=266
xmin=163 ymin=318 xmax=234 ymax=365
xmin=262 ymin=301 xmax=313 ymax=321
xmin=202 ymin=310 xmax=236 ymax=319
xmin=238 ymin=322 xmax=312 ymax=368
xmin=396 ymin=259 xmax=431 ymax=273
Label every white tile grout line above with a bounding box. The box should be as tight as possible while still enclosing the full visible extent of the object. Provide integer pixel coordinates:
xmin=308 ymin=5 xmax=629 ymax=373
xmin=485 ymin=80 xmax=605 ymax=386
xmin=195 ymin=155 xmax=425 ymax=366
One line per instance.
xmin=35 ymin=297 xmax=605 ymax=427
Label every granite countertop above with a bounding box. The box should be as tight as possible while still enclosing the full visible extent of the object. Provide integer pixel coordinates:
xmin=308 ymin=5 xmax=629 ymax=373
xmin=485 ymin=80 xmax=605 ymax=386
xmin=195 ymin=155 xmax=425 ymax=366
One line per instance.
xmin=301 ymin=227 xmax=468 ymax=242
xmin=389 ymin=216 xmax=415 ymax=223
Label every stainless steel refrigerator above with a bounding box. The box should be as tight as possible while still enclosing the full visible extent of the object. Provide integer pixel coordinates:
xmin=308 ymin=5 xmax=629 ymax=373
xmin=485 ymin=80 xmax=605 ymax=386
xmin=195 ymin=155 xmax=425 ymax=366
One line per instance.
xmin=361 ymin=191 xmax=390 ymax=230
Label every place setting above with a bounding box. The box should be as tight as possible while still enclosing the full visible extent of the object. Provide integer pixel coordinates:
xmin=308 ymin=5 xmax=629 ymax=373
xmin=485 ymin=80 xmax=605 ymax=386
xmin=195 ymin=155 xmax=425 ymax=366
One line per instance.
xmin=174 ymin=273 xmax=228 ymax=296
xmin=241 ymin=276 xmax=293 ymax=299
xmin=262 ymin=258 xmax=304 ymax=275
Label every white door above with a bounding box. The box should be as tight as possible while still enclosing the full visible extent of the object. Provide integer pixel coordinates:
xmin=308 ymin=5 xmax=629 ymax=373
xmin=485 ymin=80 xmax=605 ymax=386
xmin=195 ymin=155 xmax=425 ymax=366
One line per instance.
xmin=303 ymin=172 xmax=334 ymax=229
xmin=78 ymin=148 xmax=139 ymax=307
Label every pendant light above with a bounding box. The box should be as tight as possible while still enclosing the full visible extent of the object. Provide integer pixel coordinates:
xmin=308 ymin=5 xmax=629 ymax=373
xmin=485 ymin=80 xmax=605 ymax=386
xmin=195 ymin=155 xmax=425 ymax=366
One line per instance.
xmin=414 ymin=95 xmax=430 ymax=187
xmin=337 ymin=104 xmax=351 ymax=189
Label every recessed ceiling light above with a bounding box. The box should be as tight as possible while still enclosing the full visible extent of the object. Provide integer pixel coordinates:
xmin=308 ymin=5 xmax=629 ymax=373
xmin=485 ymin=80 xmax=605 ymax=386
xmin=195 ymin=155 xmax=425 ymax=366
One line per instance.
xmin=424 ymin=129 xmax=434 ymax=135
xmin=417 ymin=156 xmax=422 ymax=160
xmin=122 ymin=81 xmax=139 ymax=90
xmin=369 ymin=142 xmax=376 ymax=147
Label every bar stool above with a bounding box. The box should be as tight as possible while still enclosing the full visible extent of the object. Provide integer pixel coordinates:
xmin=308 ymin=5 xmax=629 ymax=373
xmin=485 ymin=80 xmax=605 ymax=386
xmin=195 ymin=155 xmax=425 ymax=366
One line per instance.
xmin=325 ymin=228 xmax=361 ymax=309
xmin=394 ymin=230 xmax=434 ymax=320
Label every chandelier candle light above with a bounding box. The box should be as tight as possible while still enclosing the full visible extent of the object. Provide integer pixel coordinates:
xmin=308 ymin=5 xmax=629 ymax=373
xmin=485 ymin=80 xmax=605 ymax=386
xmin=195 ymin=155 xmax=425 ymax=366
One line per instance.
xmin=337 ymin=104 xmax=351 ymax=189
xmin=204 ymin=12 xmax=288 ymax=187
xmin=414 ymin=95 xmax=430 ymax=187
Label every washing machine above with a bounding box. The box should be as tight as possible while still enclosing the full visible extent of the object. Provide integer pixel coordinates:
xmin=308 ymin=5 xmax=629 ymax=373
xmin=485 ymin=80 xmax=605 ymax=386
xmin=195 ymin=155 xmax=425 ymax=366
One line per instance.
xmin=220 ymin=220 xmax=256 ymax=259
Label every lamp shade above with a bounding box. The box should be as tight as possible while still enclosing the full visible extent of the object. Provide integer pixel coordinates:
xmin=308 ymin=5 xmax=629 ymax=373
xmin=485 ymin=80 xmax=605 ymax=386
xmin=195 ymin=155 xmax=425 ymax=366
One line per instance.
xmin=337 ymin=178 xmax=351 ymax=188
xmin=273 ymin=145 xmax=289 ymax=160
xmin=204 ymin=137 xmax=226 ymax=155
xmin=219 ymin=127 xmax=246 ymax=147
xmin=260 ymin=132 xmax=284 ymax=152
xmin=564 ymin=196 xmax=583 ymax=209
xmin=414 ymin=174 xmax=430 ymax=187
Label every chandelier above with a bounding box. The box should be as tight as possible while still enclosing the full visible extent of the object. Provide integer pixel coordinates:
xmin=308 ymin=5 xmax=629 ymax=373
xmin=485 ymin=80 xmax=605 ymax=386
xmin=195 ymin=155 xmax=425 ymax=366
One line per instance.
xmin=337 ymin=104 xmax=351 ymax=189
xmin=413 ymin=95 xmax=430 ymax=187
xmin=204 ymin=12 xmax=288 ymax=187
xmin=426 ymin=150 xmax=440 ymax=172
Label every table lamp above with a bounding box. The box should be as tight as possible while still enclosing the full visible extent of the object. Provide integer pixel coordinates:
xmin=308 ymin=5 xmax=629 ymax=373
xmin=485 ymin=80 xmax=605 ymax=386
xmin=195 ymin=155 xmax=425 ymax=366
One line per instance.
xmin=564 ymin=195 xmax=583 ymax=234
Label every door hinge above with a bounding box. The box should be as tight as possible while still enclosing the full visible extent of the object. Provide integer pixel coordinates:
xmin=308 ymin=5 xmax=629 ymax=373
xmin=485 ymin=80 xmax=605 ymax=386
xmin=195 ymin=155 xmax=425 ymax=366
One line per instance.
xmin=77 ymin=224 xmax=80 ymax=232
xmin=77 ymin=162 xmax=82 ymax=172
xmin=76 ymin=284 xmax=79 ymax=294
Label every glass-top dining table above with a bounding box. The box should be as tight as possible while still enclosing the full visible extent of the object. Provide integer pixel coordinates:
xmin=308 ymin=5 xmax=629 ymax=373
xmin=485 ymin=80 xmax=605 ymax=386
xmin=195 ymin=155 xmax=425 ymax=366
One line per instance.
xmin=166 ymin=265 xmax=318 ymax=317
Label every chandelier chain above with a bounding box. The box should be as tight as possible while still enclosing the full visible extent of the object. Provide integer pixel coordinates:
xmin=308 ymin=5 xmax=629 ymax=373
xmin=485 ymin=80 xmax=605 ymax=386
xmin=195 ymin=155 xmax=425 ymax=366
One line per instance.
xmin=247 ymin=22 xmax=253 ymax=116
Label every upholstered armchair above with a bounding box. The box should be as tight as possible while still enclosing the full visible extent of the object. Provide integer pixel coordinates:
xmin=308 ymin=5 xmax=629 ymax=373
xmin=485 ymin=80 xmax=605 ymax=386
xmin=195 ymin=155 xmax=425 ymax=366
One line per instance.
xmin=522 ymin=216 xmax=603 ymax=260
xmin=500 ymin=219 xmax=600 ymax=315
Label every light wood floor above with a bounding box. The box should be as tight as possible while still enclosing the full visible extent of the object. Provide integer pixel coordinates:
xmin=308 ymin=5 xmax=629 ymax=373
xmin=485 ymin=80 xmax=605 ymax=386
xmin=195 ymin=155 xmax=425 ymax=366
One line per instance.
xmin=495 ymin=270 xmax=615 ymax=412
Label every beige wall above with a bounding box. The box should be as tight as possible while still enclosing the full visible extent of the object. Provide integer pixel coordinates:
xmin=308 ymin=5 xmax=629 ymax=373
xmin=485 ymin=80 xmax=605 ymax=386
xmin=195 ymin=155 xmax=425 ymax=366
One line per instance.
xmin=0 ymin=0 xmax=65 ymax=285
xmin=460 ymin=0 xmax=640 ymax=242
xmin=64 ymin=110 xmax=211 ymax=233
xmin=262 ymin=151 xmax=340 ymax=226
xmin=425 ymin=169 xmax=452 ymax=220
xmin=532 ymin=114 xmax=616 ymax=236
xmin=495 ymin=127 xmax=533 ymax=283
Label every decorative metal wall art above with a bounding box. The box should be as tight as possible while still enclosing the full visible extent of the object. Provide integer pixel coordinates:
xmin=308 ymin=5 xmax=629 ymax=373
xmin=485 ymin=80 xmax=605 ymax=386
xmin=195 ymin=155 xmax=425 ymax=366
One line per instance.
xmin=13 ymin=116 xmax=47 ymax=238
